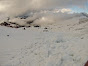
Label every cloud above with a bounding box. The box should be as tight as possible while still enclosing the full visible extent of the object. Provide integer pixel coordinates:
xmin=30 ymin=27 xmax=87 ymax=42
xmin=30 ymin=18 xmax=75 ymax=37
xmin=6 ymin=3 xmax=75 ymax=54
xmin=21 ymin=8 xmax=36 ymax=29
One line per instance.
xmin=60 ymin=8 xmax=72 ymax=13
xmin=6 ymin=11 xmax=83 ymax=26
xmin=0 ymin=0 xmax=87 ymax=16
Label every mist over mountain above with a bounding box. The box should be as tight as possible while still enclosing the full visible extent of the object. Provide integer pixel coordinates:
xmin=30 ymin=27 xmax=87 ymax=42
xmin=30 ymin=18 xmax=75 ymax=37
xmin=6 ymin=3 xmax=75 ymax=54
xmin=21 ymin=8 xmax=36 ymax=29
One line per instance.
xmin=0 ymin=11 xmax=88 ymax=28
xmin=0 ymin=0 xmax=88 ymax=28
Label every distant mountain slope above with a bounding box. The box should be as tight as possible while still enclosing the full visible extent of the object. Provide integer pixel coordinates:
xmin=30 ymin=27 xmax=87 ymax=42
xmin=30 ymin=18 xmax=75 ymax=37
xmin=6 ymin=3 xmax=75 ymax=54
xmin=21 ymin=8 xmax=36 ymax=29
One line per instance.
xmin=0 ymin=12 xmax=88 ymax=28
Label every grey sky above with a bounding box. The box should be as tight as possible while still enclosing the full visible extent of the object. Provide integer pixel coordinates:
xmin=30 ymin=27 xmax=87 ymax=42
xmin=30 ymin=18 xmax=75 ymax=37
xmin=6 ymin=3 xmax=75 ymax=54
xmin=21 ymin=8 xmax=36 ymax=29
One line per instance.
xmin=0 ymin=0 xmax=87 ymax=16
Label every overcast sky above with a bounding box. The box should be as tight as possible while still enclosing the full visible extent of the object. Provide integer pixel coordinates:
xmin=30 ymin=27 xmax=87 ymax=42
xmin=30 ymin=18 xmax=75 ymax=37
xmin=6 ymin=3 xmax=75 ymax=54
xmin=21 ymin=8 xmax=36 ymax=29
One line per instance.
xmin=0 ymin=0 xmax=88 ymax=16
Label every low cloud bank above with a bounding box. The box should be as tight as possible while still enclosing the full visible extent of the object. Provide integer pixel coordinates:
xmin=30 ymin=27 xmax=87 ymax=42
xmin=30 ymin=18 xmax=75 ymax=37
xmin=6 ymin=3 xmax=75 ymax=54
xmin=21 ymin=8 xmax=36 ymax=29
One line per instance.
xmin=0 ymin=11 xmax=87 ymax=28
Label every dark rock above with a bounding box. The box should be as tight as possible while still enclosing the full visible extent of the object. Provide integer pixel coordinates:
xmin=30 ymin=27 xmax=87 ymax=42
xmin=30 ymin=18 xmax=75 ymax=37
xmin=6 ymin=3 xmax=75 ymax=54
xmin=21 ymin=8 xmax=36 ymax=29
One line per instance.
xmin=19 ymin=25 xmax=25 ymax=27
xmin=26 ymin=26 xmax=31 ymax=28
xmin=21 ymin=26 xmax=25 ymax=27
xmin=9 ymin=26 xmax=13 ymax=28
xmin=7 ymin=17 xmax=10 ymax=20
xmin=7 ymin=35 xmax=9 ymax=36
xmin=44 ymin=27 xmax=48 ymax=29
xmin=23 ymin=28 xmax=26 ymax=30
xmin=27 ymin=21 xmax=34 ymax=24
xmin=28 ymin=26 xmax=31 ymax=27
xmin=9 ymin=22 xmax=16 ymax=24
xmin=20 ymin=16 xmax=28 ymax=19
xmin=15 ymin=26 xmax=20 ymax=28
xmin=0 ymin=22 xmax=10 ymax=26
xmin=34 ymin=25 xmax=40 ymax=27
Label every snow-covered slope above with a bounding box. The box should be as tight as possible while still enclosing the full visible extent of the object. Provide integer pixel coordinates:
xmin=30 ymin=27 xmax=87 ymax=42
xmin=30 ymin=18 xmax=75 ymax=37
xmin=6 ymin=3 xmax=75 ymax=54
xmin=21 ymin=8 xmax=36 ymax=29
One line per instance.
xmin=0 ymin=13 xmax=88 ymax=66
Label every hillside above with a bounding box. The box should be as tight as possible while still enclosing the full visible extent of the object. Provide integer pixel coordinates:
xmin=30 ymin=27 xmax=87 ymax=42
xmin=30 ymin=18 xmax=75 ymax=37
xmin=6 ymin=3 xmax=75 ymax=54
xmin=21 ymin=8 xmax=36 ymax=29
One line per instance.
xmin=0 ymin=13 xmax=88 ymax=66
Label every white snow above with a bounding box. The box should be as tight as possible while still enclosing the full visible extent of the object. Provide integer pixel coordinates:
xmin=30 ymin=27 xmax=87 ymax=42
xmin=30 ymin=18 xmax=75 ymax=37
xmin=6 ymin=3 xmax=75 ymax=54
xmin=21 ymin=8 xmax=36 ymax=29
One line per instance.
xmin=0 ymin=16 xmax=88 ymax=66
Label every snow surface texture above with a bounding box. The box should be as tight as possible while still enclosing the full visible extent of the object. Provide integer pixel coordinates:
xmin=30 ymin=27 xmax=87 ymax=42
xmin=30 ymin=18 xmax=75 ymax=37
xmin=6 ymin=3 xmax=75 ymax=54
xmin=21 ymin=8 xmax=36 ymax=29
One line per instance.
xmin=0 ymin=13 xmax=88 ymax=66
